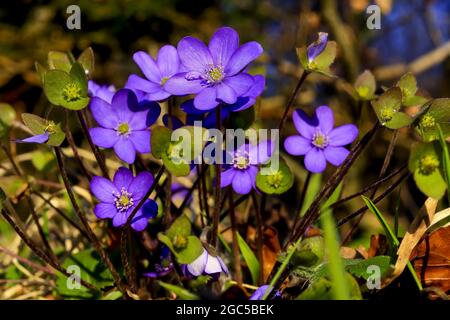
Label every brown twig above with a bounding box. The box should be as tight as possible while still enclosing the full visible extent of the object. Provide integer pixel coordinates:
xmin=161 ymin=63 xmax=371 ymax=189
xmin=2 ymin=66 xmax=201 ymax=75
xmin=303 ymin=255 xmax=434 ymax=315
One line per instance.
xmin=278 ymin=71 xmax=309 ymax=131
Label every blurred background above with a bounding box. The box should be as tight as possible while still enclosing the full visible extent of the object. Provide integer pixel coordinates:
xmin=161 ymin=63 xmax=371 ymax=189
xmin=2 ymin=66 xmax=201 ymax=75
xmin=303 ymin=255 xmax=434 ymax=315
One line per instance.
xmin=0 ymin=0 xmax=449 ymax=251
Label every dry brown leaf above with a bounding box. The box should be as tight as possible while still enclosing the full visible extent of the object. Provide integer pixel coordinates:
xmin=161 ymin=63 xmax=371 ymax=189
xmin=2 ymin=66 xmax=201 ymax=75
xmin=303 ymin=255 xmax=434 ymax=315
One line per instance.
xmin=381 ymin=198 xmax=438 ymax=288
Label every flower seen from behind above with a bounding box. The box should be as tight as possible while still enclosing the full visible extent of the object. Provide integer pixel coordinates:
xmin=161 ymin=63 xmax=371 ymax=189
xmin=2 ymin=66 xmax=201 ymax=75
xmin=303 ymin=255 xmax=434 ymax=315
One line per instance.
xmin=90 ymin=167 xmax=158 ymax=232
xmin=284 ymin=106 xmax=358 ymax=173
xmin=165 ymin=26 xmax=263 ymax=111
xmin=89 ymin=89 xmax=160 ymax=164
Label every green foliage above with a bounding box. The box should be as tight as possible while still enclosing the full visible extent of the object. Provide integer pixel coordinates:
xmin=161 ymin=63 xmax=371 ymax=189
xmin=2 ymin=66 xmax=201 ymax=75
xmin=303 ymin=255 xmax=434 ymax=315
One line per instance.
xmin=396 ymin=73 xmax=428 ymax=107
xmin=371 ymin=87 xmax=412 ymax=129
xmin=299 ymin=173 xmax=322 ymax=217
xmin=21 ymin=113 xmax=66 ymax=146
xmin=158 ymin=281 xmax=200 ymax=300
xmin=256 ymin=158 xmax=294 ymax=194
xmin=408 ymin=142 xmax=447 ymax=199
xmin=414 ymin=98 xmax=450 ymax=142
xmin=354 ymin=70 xmax=376 ymax=101
xmin=297 ymin=273 xmax=361 ymax=300
xmin=297 ymin=41 xmax=337 ymax=76
xmin=437 ymin=124 xmax=450 ymax=202
xmin=0 ymin=103 xmax=16 ymax=138
xmin=31 ymin=150 xmax=55 ymax=172
xmin=236 ymin=232 xmax=261 ymax=285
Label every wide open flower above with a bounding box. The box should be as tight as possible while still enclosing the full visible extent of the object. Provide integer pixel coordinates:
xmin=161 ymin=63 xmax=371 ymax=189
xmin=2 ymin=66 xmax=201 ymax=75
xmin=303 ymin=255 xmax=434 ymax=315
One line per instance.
xmin=284 ymin=106 xmax=358 ymax=173
xmin=165 ymin=26 xmax=263 ymax=111
xmin=181 ymin=248 xmax=228 ymax=279
xmin=90 ymin=167 xmax=158 ymax=232
xmin=126 ymin=45 xmax=181 ymax=101
xmin=221 ymin=140 xmax=273 ymax=195
xmin=88 ymin=80 xmax=116 ymax=103
xmin=89 ymin=89 xmax=160 ymax=164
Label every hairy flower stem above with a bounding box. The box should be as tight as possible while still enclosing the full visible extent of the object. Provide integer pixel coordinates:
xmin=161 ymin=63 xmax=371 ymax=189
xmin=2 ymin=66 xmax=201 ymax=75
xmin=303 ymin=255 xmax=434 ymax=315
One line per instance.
xmin=76 ymin=110 xmax=109 ymax=179
xmin=343 ymin=130 xmax=398 ymax=244
xmin=64 ymin=110 xmax=93 ymax=180
xmin=228 ymin=187 xmax=243 ymax=286
xmin=211 ymin=105 xmax=222 ymax=247
xmin=0 ymin=208 xmax=98 ymax=291
xmin=251 ymin=191 xmax=264 ymax=285
xmin=54 ymin=147 xmax=126 ymax=294
xmin=278 ymin=70 xmax=309 ymax=131
xmin=121 ymin=226 xmax=137 ymax=292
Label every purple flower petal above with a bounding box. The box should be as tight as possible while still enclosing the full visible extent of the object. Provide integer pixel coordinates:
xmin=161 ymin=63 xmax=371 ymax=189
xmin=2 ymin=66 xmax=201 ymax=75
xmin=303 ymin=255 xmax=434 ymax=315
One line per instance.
xmin=244 ymin=74 xmax=265 ymax=98
xmin=178 ymin=36 xmax=213 ymax=71
xmin=194 ymin=87 xmax=218 ymax=110
xmin=216 ymin=82 xmax=237 ymax=104
xmin=225 ymin=41 xmax=263 ymax=76
xmin=89 ymin=128 xmax=119 ymax=148
xmin=329 ymin=124 xmax=359 ymax=147
xmin=208 ymin=26 xmax=239 ymax=67
xmin=162 ymin=114 xmax=184 ymax=130
xmin=316 ymin=105 xmax=334 ymax=134
xmin=223 ymin=73 xmax=254 ymax=96
xmin=145 ymin=90 xmax=171 ymax=102
xmin=307 ymin=32 xmax=328 ymax=62
xmin=16 ymin=132 xmax=49 ymax=144
xmin=112 ymin=211 xmax=128 ymax=227
xmin=187 ymin=249 xmax=208 ymax=276
xmin=217 ymin=256 xmax=229 ymax=274
xmin=248 ymin=140 xmax=273 ymax=164
xmin=204 ymin=256 xmax=223 ymax=274
xmin=157 ymin=45 xmax=180 ymax=78
xmin=90 ymin=176 xmax=118 ymax=203
xmin=284 ymin=135 xmax=312 ymax=156
xmin=130 ymin=130 xmax=151 ymax=154
xmin=180 ymin=99 xmax=208 ymax=115
xmin=221 ymin=168 xmax=236 ymax=188
xmin=131 ymin=199 xmax=157 ymax=231
xmin=232 ymin=170 xmax=253 ymax=194
xmin=94 ymin=203 xmax=117 ymax=219
xmin=113 ymin=167 xmax=133 ymax=190
xmin=133 ymin=51 xmax=162 ymax=83
xmin=128 ymin=171 xmax=153 ymax=200
xmin=292 ymin=109 xmax=318 ymax=139
xmin=114 ymin=138 xmax=136 ymax=164
xmin=126 ymin=74 xmax=161 ymax=94
xmin=164 ymin=74 xmax=203 ymax=95
xmin=323 ymin=146 xmax=349 ymax=166
xmin=111 ymin=89 xmax=139 ymax=123
xmin=88 ymin=80 xmax=115 ymax=103
xmin=90 ymin=97 xmax=118 ymax=129
xmin=304 ymin=148 xmax=327 ymax=173
xmin=250 ymin=285 xmax=273 ymax=300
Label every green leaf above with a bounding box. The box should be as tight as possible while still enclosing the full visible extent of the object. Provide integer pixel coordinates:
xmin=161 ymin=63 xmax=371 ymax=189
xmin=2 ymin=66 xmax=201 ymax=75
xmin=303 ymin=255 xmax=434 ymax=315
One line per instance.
xmin=101 ymin=291 xmax=123 ymax=300
xmin=414 ymin=98 xmax=450 ymax=142
xmin=320 ymin=196 xmax=350 ymax=300
xmin=371 ymin=87 xmax=411 ymax=129
xmin=408 ymin=142 xmax=446 ymax=199
xmin=290 ymin=236 xmax=324 ymax=268
xmin=77 ymin=47 xmax=95 ymax=76
xmin=31 ymin=150 xmax=55 ymax=171
xmin=21 ymin=113 xmax=66 ymax=147
xmin=397 ymin=72 xmax=417 ymax=98
xmin=387 ymin=111 xmax=413 ymax=129
xmin=70 ymin=62 xmax=88 ymax=96
xmin=236 ymin=232 xmax=261 ymax=285
xmin=354 ymin=70 xmax=376 ymax=100
xmin=299 ymin=174 xmax=322 ymax=216
xmin=151 ymin=126 xmax=172 ymax=158
xmin=161 ymin=152 xmax=191 ymax=177
xmin=345 ymin=256 xmax=391 ymax=280
xmin=159 ymin=233 xmax=204 ymax=264
xmin=256 ymin=158 xmax=294 ymax=194
xmin=166 ymin=215 xmax=191 ymax=239
xmin=436 ymin=125 xmax=450 ymax=202
xmin=158 ymin=281 xmax=200 ymax=300
xmin=48 ymin=51 xmax=72 ymax=73
xmin=404 ymin=95 xmax=428 ymax=107
xmin=43 ymin=70 xmax=72 ymax=105
xmin=297 ymin=273 xmax=361 ymax=300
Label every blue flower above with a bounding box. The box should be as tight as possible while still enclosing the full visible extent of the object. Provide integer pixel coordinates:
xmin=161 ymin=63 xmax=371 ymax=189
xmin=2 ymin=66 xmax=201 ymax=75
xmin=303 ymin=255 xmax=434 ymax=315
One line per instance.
xmin=307 ymin=32 xmax=328 ymax=63
xmin=88 ymin=80 xmax=116 ymax=103
xmin=16 ymin=132 xmax=50 ymax=144
xmin=165 ymin=26 xmax=263 ymax=111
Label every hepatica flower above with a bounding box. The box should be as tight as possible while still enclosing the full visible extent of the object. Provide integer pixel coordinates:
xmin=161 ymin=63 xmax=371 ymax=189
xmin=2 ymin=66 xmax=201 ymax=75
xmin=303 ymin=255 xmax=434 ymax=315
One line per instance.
xmin=88 ymin=80 xmax=116 ymax=103
xmin=126 ymin=45 xmax=181 ymax=101
xmin=249 ymin=285 xmax=281 ymax=300
xmin=165 ymin=26 xmax=263 ymax=111
xmin=16 ymin=132 xmax=50 ymax=144
xmin=307 ymin=32 xmax=328 ymax=63
xmin=221 ymin=140 xmax=273 ymax=195
xmin=181 ymin=248 xmax=228 ymax=279
xmin=90 ymin=167 xmax=158 ymax=232
xmin=89 ymin=89 xmax=160 ymax=164
xmin=284 ymin=106 xmax=358 ymax=173
xmin=143 ymin=246 xmax=174 ymax=278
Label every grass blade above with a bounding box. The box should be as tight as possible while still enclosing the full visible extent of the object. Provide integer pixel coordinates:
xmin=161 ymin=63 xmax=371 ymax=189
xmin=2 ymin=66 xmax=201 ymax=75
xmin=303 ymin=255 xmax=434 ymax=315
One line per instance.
xmin=237 ymin=232 xmax=261 ymax=285
xmin=437 ymin=124 xmax=450 ymax=203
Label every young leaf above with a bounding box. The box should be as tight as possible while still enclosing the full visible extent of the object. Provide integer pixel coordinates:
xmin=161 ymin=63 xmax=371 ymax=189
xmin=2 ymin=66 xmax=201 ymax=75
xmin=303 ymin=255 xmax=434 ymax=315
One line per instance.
xmin=396 ymin=72 xmax=427 ymax=107
xmin=151 ymin=126 xmax=172 ymax=159
xmin=414 ymin=98 xmax=450 ymax=142
xmin=166 ymin=215 xmax=192 ymax=239
xmin=47 ymin=51 xmax=72 ymax=73
xmin=371 ymin=87 xmax=411 ymax=129
xmin=77 ymin=47 xmax=95 ymax=75
xmin=236 ymin=232 xmax=261 ymax=285
xmin=354 ymin=70 xmax=376 ymax=101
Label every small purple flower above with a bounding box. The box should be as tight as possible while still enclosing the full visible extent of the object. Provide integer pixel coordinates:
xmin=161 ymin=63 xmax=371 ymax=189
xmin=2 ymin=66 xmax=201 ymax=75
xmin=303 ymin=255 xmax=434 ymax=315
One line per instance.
xmin=165 ymin=26 xmax=263 ymax=111
xmin=89 ymin=89 xmax=160 ymax=164
xmin=307 ymin=32 xmax=328 ymax=63
xmin=16 ymin=132 xmax=50 ymax=144
xmin=143 ymin=247 xmax=174 ymax=278
xmin=88 ymin=80 xmax=116 ymax=103
xmin=126 ymin=45 xmax=181 ymax=101
xmin=221 ymin=140 xmax=273 ymax=195
xmin=90 ymin=167 xmax=158 ymax=232
xmin=181 ymin=249 xmax=228 ymax=278
xmin=249 ymin=285 xmax=281 ymax=300
xmin=284 ymin=106 xmax=358 ymax=173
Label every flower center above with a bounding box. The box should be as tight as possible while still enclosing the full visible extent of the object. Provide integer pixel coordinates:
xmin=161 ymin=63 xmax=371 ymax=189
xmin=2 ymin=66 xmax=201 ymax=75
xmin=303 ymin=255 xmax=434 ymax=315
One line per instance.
xmin=117 ymin=122 xmax=130 ymax=136
xmin=380 ymin=107 xmax=396 ymax=123
xmin=419 ymin=155 xmax=439 ymax=175
xmin=233 ymin=151 xmax=250 ymax=170
xmin=419 ymin=114 xmax=435 ymax=129
xmin=114 ymin=187 xmax=134 ymax=212
xmin=205 ymin=65 xmax=225 ymax=84
xmin=312 ymin=130 xmax=329 ymax=149
xmin=267 ymin=170 xmax=283 ymax=189
xmin=172 ymin=234 xmax=188 ymax=250
xmin=62 ymin=82 xmax=82 ymax=102
xmin=45 ymin=122 xmax=57 ymax=134
xmin=161 ymin=76 xmax=169 ymax=85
